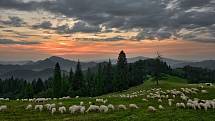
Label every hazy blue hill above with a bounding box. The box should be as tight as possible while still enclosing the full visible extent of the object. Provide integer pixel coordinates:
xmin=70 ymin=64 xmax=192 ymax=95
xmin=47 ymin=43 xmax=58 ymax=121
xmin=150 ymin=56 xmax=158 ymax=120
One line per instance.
xmin=173 ymin=60 xmax=215 ymax=70
xmin=0 ymin=56 xmax=214 ymax=81
xmin=0 ymin=68 xmax=54 ymax=81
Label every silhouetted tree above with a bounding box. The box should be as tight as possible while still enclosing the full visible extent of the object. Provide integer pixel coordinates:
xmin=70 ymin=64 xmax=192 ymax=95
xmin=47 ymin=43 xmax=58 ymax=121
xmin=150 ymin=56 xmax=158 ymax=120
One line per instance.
xmin=153 ymin=56 xmax=162 ymax=85
xmin=95 ymin=63 xmax=104 ymax=95
xmin=53 ymin=62 xmax=62 ymax=97
xmin=35 ymin=78 xmax=44 ymax=94
xmin=73 ymin=60 xmax=84 ymax=96
xmin=103 ymin=59 xmax=113 ymax=93
xmin=116 ymin=50 xmax=129 ymax=91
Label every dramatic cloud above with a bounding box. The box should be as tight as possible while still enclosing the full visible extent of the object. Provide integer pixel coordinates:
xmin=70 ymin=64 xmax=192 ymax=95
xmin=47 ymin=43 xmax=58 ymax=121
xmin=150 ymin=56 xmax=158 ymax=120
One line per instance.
xmin=0 ymin=16 xmax=26 ymax=27
xmin=74 ymin=36 xmax=126 ymax=42
xmin=0 ymin=39 xmax=41 ymax=45
xmin=33 ymin=21 xmax=52 ymax=29
xmin=55 ymin=21 xmax=101 ymax=34
xmin=0 ymin=0 xmax=215 ymax=42
xmin=177 ymin=25 xmax=215 ymax=43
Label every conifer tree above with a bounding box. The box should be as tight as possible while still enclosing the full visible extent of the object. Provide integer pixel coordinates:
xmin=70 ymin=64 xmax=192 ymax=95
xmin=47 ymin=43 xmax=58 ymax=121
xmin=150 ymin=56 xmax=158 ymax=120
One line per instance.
xmin=53 ymin=62 xmax=62 ymax=97
xmin=116 ymin=50 xmax=129 ymax=91
xmin=73 ymin=60 xmax=84 ymax=96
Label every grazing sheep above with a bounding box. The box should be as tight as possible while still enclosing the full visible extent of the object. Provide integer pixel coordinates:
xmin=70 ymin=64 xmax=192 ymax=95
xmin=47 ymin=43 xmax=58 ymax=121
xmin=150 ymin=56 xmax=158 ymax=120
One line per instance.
xmin=26 ymin=104 xmax=32 ymax=110
xmin=142 ymin=98 xmax=148 ymax=102
xmin=80 ymin=106 xmax=86 ymax=113
xmin=176 ymin=103 xmax=185 ymax=108
xmin=173 ymin=95 xmax=176 ymax=98
xmin=96 ymin=98 xmax=108 ymax=103
xmin=58 ymin=102 xmax=63 ymax=105
xmin=75 ymin=96 xmax=79 ymax=98
xmin=107 ymin=104 xmax=115 ymax=110
xmin=51 ymin=108 xmax=56 ymax=115
xmin=86 ymin=105 xmax=100 ymax=112
xmin=59 ymin=106 xmax=66 ymax=114
xmin=44 ymin=104 xmax=51 ymax=110
xmin=35 ymin=105 xmax=43 ymax=111
xmin=88 ymin=102 xmax=92 ymax=105
xmin=69 ymin=105 xmax=82 ymax=114
xmin=129 ymin=104 xmax=139 ymax=109
xmin=168 ymin=100 xmax=172 ymax=106
xmin=158 ymin=99 xmax=162 ymax=103
xmin=159 ymin=105 xmax=164 ymax=110
xmin=80 ymin=101 xmax=84 ymax=106
xmin=147 ymin=106 xmax=157 ymax=112
xmin=0 ymin=105 xmax=7 ymax=111
xmin=201 ymin=90 xmax=208 ymax=94
xmin=118 ymin=104 xmax=127 ymax=110
xmin=103 ymin=99 xmax=108 ymax=104
xmin=100 ymin=105 xmax=108 ymax=113
xmin=187 ymin=103 xmax=196 ymax=110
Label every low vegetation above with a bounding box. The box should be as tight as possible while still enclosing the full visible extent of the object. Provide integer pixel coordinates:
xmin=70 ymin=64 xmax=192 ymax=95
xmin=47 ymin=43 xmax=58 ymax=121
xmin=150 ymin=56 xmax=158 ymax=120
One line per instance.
xmin=0 ymin=75 xmax=215 ymax=121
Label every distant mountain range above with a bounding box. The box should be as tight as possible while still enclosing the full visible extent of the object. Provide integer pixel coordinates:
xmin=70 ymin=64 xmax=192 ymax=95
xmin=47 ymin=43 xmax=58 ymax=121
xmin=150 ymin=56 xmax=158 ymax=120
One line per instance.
xmin=0 ymin=56 xmax=214 ymax=81
xmin=0 ymin=56 xmax=97 ymax=81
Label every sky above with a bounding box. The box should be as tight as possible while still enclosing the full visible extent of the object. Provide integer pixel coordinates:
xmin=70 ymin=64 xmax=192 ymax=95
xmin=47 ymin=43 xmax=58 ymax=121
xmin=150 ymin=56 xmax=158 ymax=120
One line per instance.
xmin=0 ymin=0 xmax=215 ymax=61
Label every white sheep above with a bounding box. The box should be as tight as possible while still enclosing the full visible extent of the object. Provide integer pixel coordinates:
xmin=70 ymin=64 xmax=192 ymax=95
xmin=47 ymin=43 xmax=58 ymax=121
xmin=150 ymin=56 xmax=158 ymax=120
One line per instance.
xmin=187 ymin=103 xmax=196 ymax=110
xmin=75 ymin=96 xmax=79 ymax=98
xmin=129 ymin=104 xmax=139 ymax=109
xmin=59 ymin=106 xmax=66 ymax=114
xmin=80 ymin=101 xmax=84 ymax=106
xmin=201 ymin=90 xmax=208 ymax=94
xmin=100 ymin=105 xmax=108 ymax=113
xmin=168 ymin=99 xmax=173 ymax=106
xmin=103 ymin=99 xmax=108 ymax=104
xmin=173 ymin=95 xmax=176 ymax=98
xmin=69 ymin=105 xmax=82 ymax=114
xmin=158 ymin=99 xmax=162 ymax=103
xmin=158 ymin=105 xmax=164 ymax=110
xmin=58 ymin=102 xmax=63 ymax=105
xmin=44 ymin=104 xmax=51 ymax=110
xmin=86 ymin=105 xmax=100 ymax=112
xmin=142 ymin=98 xmax=148 ymax=102
xmin=107 ymin=104 xmax=115 ymax=110
xmin=176 ymin=103 xmax=185 ymax=108
xmin=0 ymin=105 xmax=7 ymax=111
xmin=88 ymin=102 xmax=92 ymax=105
xmin=51 ymin=108 xmax=56 ymax=115
xmin=147 ymin=106 xmax=157 ymax=112
xmin=35 ymin=105 xmax=43 ymax=111
xmin=80 ymin=106 xmax=86 ymax=113
xmin=118 ymin=104 xmax=127 ymax=110
xmin=26 ymin=104 xmax=32 ymax=110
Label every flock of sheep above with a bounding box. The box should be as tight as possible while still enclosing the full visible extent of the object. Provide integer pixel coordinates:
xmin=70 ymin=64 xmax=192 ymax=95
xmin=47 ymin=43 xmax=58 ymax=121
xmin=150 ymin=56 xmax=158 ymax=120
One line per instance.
xmin=23 ymin=98 xmax=140 ymax=115
xmin=0 ymin=85 xmax=215 ymax=116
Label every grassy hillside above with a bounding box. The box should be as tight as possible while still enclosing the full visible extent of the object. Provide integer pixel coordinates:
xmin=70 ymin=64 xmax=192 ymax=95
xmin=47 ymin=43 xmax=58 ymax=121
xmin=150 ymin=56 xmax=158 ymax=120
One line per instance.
xmin=0 ymin=75 xmax=215 ymax=121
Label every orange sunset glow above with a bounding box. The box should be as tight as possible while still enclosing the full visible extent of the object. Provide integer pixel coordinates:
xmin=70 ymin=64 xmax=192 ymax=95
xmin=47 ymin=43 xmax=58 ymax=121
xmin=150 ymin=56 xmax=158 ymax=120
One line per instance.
xmin=0 ymin=0 xmax=215 ymax=61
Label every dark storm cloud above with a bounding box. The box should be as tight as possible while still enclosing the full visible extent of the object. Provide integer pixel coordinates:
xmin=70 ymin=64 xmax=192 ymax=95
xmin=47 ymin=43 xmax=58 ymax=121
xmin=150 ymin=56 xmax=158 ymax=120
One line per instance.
xmin=0 ymin=16 xmax=26 ymax=27
xmin=0 ymin=0 xmax=215 ymax=42
xmin=33 ymin=21 xmax=52 ymax=29
xmin=55 ymin=21 xmax=101 ymax=34
xmin=74 ymin=36 xmax=126 ymax=42
xmin=0 ymin=39 xmax=41 ymax=45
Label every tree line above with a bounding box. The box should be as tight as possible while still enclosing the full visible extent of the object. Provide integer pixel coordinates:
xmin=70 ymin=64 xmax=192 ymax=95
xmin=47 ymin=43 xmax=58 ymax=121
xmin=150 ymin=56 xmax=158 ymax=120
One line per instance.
xmin=0 ymin=51 xmax=172 ymax=99
xmin=173 ymin=66 xmax=215 ymax=84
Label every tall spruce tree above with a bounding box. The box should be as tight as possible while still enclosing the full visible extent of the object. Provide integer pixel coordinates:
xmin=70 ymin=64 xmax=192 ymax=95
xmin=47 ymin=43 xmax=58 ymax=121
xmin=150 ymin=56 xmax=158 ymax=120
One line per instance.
xmin=86 ymin=68 xmax=96 ymax=97
xmin=73 ymin=60 xmax=84 ymax=96
xmin=95 ymin=63 xmax=104 ymax=95
xmin=35 ymin=78 xmax=44 ymax=94
xmin=53 ymin=62 xmax=62 ymax=97
xmin=103 ymin=59 xmax=113 ymax=93
xmin=116 ymin=50 xmax=129 ymax=91
xmin=69 ymin=68 xmax=74 ymax=87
